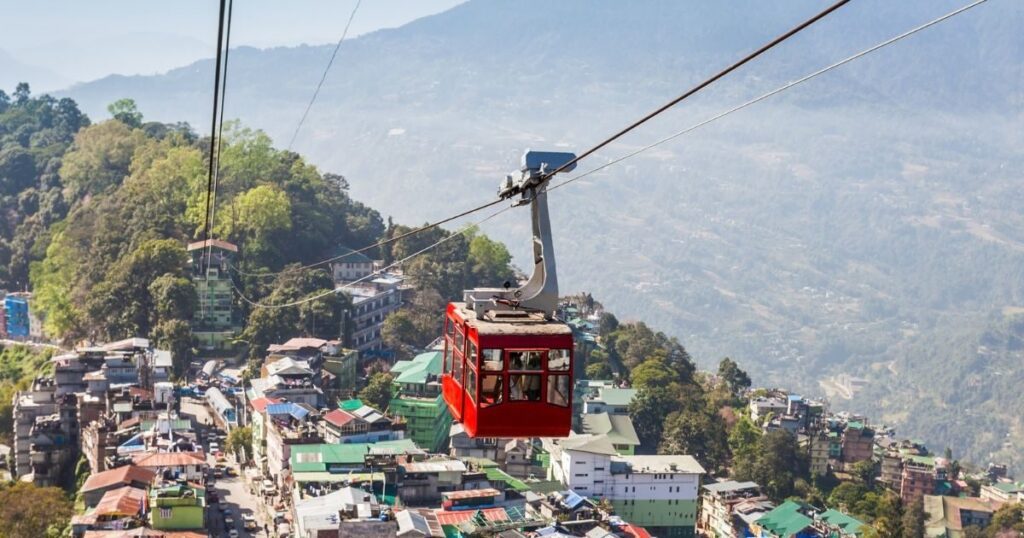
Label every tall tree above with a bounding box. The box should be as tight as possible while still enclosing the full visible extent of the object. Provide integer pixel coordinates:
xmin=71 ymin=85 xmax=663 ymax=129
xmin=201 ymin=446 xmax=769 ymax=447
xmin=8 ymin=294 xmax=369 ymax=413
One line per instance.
xmin=359 ymin=372 xmax=394 ymax=411
xmin=901 ymin=498 xmax=925 ymax=538
xmin=718 ymin=357 xmax=752 ymax=396
xmin=107 ymin=98 xmax=143 ymax=128
xmin=0 ymin=482 xmax=73 ymax=538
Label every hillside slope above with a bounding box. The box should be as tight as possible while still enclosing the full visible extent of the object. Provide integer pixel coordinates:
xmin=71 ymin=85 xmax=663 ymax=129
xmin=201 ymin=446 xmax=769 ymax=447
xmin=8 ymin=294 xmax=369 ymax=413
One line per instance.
xmin=59 ymin=0 xmax=1024 ymax=467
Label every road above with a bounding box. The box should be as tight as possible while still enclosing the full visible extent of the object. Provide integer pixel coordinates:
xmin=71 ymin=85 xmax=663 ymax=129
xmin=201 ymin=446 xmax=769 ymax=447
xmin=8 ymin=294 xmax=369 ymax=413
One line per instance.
xmin=181 ymin=397 xmax=270 ymax=538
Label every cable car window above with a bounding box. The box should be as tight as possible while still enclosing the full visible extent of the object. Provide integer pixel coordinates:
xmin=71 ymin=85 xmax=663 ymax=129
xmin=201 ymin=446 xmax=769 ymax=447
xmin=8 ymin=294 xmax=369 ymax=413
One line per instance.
xmin=445 ymin=316 xmax=455 ymax=337
xmin=509 ymin=374 xmax=542 ymax=401
xmin=454 ymin=326 xmax=465 ymax=354
xmin=482 ymin=349 xmax=503 ymax=371
xmin=480 ymin=375 xmax=503 ymax=407
xmin=547 ymin=375 xmax=570 ymax=407
xmin=444 ymin=337 xmax=454 ymax=374
xmin=468 ymin=339 xmax=478 ymax=366
xmin=453 ymin=349 xmax=463 ymax=386
xmin=509 ymin=350 xmax=542 ymax=371
xmin=548 ymin=349 xmax=571 ymax=372
xmin=466 ymin=366 xmax=477 ymax=403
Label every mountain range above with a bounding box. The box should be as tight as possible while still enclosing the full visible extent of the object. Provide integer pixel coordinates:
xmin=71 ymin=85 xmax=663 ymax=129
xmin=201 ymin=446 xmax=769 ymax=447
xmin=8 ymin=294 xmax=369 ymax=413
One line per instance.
xmin=51 ymin=0 xmax=1024 ymax=468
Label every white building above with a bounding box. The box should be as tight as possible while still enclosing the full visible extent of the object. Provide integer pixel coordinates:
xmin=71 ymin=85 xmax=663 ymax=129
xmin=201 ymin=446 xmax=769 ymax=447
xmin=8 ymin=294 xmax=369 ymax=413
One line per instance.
xmin=547 ymin=435 xmax=704 ymax=536
xmin=345 ymin=276 xmax=406 ymax=352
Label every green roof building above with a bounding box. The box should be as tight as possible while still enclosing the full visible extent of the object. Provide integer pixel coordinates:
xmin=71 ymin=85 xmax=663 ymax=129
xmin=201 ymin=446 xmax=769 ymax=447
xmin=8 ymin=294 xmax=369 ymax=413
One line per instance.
xmin=290 ymin=439 xmax=418 ymax=473
xmin=188 ymin=239 xmax=240 ymax=352
xmin=579 ymin=413 xmax=640 ymax=455
xmin=150 ymin=484 xmax=206 ymax=531
xmin=389 ymin=351 xmax=452 ymax=452
xmin=752 ymin=500 xmax=815 ymax=538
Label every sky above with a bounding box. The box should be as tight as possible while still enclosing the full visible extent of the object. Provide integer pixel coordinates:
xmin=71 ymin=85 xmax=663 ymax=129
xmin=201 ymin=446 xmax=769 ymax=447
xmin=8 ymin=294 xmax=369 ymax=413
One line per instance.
xmin=0 ymin=0 xmax=465 ymax=88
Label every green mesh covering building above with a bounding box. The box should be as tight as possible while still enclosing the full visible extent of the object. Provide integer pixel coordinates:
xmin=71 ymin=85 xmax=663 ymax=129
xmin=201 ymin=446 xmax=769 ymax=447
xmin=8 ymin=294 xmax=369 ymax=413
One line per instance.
xmin=389 ymin=351 xmax=452 ymax=452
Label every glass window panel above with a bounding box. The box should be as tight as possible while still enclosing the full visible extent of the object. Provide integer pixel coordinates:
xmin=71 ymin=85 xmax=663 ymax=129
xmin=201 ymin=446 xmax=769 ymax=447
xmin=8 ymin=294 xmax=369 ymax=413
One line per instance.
xmin=455 ymin=327 xmax=464 ymax=353
xmin=481 ymin=375 xmax=503 ymax=407
xmin=444 ymin=337 xmax=454 ymax=373
xmin=509 ymin=350 xmax=542 ymax=371
xmin=466 ymin=366 xmax=477 ymax=403
xmin=468 ymin=340 xmax=478 ymax=367
xmin=446 ymin=317 xmax=455 ymax=336
xmin=547 ymin=375 xmax=570 ymax=407
xmin=509 ymin=374 xmax=542 ymax=401
xmin=482 ymin=349 xmax=503 ymax=371
xmin=548 ymin=349 xmax=571 ymax=372
xmin=453 ymin=350 xmax=463 ymax=385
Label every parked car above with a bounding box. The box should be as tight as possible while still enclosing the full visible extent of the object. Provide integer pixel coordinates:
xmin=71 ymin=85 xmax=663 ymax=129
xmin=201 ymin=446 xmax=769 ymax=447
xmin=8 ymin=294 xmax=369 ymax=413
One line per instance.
xmin=242 ymin=515 xmax=257 ymax=531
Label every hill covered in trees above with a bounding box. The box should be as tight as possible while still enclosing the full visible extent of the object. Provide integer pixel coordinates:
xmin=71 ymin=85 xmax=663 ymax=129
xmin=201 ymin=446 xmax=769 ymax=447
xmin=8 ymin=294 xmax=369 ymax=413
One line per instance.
xmin=1 ymin=85 xmax=514 ymax=375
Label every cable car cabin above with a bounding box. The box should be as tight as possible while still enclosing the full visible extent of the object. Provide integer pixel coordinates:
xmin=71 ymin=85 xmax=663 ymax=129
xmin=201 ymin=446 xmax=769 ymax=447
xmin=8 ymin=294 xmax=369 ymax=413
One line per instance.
xmin=441 ymin=302 xmax=573 ymax=438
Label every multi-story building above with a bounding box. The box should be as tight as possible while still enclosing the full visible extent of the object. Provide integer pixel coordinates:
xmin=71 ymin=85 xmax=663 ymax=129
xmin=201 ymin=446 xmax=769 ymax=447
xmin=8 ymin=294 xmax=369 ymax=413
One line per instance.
xmin=840 ymin=421 xmax=874 ymax=468
xmin=390 ymin=351 xmax=451 ymax=452
xmin=698 ymin=481 xmax=768 ymax=538
xmin=4 ymin=292 xmax=30 ymax=339
xmin=808 ymin=430 xmax=830 ymax=476
xmin=901 ymin=456 xmax=936 ymax=504
xmin=980 ymin=481 xmax=1024 ymax=503
xmin=547 ymin=435 xmax=704 ymax=538
xmin=12 ymin=377 xmax=57 ymax=478
xmin=344 ymin=275 xmax=405 ymax=352
xmin=188 ymin=239 xmax=240 ymax=351
xmin=751 ymin=500 xmax=866 ymax=538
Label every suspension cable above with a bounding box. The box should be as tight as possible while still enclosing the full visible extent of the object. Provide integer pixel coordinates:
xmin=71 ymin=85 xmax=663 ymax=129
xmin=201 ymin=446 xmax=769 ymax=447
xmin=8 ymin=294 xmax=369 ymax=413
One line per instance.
xmin=540 ymin=0 xmax=851 ymax=182
xmin=204 ymin=0 xmax=234 ymax=279
xmin=200 ymin=0 xmax=229 ymax=259
xmin=287 ymin=0 xmax=364 ymax=151
xmin=548 ymin=0 xmax=990 ymax=195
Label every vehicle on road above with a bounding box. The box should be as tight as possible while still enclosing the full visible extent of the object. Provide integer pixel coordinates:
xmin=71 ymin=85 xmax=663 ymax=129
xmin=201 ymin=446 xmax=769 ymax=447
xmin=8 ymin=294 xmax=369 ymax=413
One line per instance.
xmin=227 ymin=530 xmax=240 ymax=538
xmin=242 ymin=514 xmax=257 ymax=531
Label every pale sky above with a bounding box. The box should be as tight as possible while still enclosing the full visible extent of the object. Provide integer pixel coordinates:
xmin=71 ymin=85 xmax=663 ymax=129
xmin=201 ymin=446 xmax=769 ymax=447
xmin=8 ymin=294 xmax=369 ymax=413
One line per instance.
xmin=0 ymin=0 xmax=465 ymax=87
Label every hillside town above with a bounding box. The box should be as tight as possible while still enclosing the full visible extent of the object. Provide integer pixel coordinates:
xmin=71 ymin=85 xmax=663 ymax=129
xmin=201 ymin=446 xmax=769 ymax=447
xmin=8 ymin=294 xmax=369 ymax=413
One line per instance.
xmin=0 ymin=239 xmax=1019 ymax=538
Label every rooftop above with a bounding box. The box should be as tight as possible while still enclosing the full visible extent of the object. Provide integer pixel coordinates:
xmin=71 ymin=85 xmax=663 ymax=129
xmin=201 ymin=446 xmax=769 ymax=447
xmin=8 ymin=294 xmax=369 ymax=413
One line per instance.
xmin=81 ymin=465 xmax=157 ymax=493
xmin=131 ymin=451 xmax=206 ymax=468
xmin=290 ymin=439 xmax=418 ymax=471
xmin=442 ymin=488 xmax=502 ymax=501
xmin=578 ymin=413 xmax=640 ymax=447
xmin=616 ymin=454 xmax=705 ymax=475
xmin=187 ymin=238 xmax=237 ymax=252
xmin=452 ymin=303 xmax=574 ymax=336
xmin=818 ymin=509 xmax=866 ymax=535
xmin=592 ymin=387 xmax=637 ymax=407
xmin=92 ymin=486 xmax=147 ymax=517
xmin=703 ymin=480 xmax=761 ymax=494
xmin=391 ymin=351 xmax=443 ymax=385
xmin=755 ymin=500 xmax=814 ymax=538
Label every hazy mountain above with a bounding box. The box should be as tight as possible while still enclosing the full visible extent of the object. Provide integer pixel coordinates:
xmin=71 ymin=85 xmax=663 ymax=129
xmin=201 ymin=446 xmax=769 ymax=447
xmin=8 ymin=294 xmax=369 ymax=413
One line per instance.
xmin=0 ymin=49 xmax=69 ymax=92
xmin=60 ymin=0 xmax=1024 ymax=467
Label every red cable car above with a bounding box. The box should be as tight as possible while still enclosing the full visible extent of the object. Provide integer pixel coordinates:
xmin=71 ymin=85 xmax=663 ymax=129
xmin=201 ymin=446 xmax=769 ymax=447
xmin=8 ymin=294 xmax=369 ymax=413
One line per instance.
xmin=441 ymin=150 xmax=577 ymax=438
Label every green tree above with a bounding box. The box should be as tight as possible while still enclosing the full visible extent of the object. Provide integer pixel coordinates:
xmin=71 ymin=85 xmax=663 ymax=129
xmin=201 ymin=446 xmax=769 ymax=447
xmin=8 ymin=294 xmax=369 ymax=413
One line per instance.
xmin=629 ymin=386 xmax=681 ymax=451
xmin=149 ymin=274 xmax=197 ymax=322
xmin=659 ymin=407 xmax=729 ymax=472
xmin=0 ymin=481 xmax=73 ymax=538
xmin=728 ymin=415 xmax=762 ymax=464
xmin=359 ymin=372 xmax=394 ymax=411
xmin=227 ymin=426 xmax=253 ymax=461
xmin=585 ymin=361 xmax=613 ymax=379
xmin=717 ymin=357 xmax=752 ymax=397
xmin=107 ymin=98 xmax=143 ymax=128
xmin=151 ymin=319 xmax=193 ymax=378
xmin=0 ymin=146 xmax=36 ymax=195
xmin=630 ymin=358 xmax=678 ymax=390
xmin=467 ymin=231 xmax=514 ymax=285
xmin=852 ymin=459 xmax=877 ymax=487
xmin=597 ymin=312 xmax=619 ymax=336
xmin=901 ymin=498 xmax=925 ymax=538
xmin=217 ymin=184 xmax=292 ymax=241
xmin=382 ymin=310 xmax=419 ymax=361
xmin=59 ymin=120 xmax=145 ymax=197
xmin=986 ymin=503 xmax=1024 ymax=537
xmin=735 ymin=429 xmax=807 ymax=502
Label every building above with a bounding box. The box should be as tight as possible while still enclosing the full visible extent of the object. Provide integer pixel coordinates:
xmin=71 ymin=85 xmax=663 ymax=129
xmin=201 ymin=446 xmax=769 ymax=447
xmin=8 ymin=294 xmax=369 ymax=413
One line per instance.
xmin=698 ymin=481 xmax=768 ymax=538
xmin=749 ymin=397 xmax=789 ymax=424
xmin=323 ymin=347 xmax=360 ymax=399
xmin=131 ymin=452 xmax=207 ymax=482
xmin=397 ymin=457 xmax=469 ymax=505
xmin=320 ymin=403 xmax=404 ymax=444
xmin=344 ymin=275 xmax=405 ymax=352
xmin=12 ymin=377 xmax=57 ymax=478
xmin=187 ymin=239 xmax=239 ymax=351
xmin=808 ymin=431 xmax=830 ymax=476
xmin=924 ymin=495 xmax=1003 ymax=538
xmin=149 ymin=483 xmax=206 ymax=531
xmin=204 ymin=387 xmax=237 ymax=428
xmin=547 ymin=435 xmax=704 ymax=538
xmin=294 ymin=486 xmax=387 ymax=538
xmin=389 ymin=351 xmax=452 ymax=452
xmin=4 ymin=292 xmax=30 ymax=339
xmin=582 ymin=387 xmax=637 ymax=415
xmin=329 ymin=245 xmax=378 ymax=283
xmin=80 ymin=465 xmax=157 ymax=508
xmin=578 ymin=413 xmax=640 ymax=455
xmin=839 ymin=421 xmax=874 ymax=468
xmin=901 ymin=456 xmax=936 ymax=504
xmin=980 ymin=481 xmax=1024 ymax=503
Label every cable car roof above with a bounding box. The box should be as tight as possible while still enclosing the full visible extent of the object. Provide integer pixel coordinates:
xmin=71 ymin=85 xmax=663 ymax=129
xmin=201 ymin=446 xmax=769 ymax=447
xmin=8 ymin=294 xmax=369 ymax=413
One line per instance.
xmin=450 ymin=303 xmax=572 ymax=336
